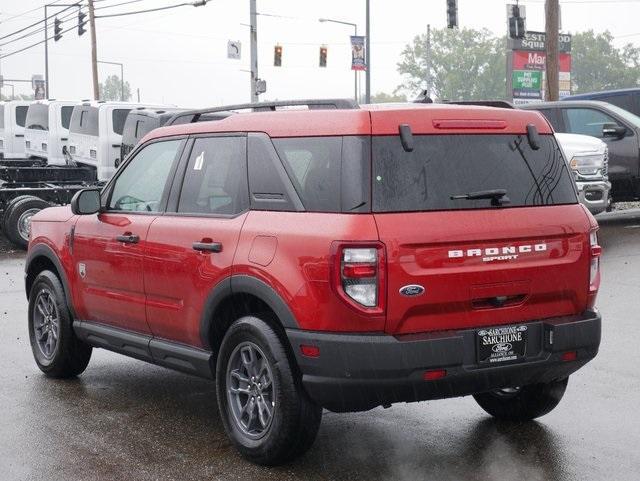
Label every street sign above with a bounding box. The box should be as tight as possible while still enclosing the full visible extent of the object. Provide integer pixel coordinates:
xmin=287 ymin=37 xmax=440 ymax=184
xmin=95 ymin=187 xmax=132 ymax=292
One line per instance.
xmin=227 ymin=40 xmax=241 ymax=60
xmin=350 ymin=36 xmax=366 ymax=71
xmin=255 ymin=79 xmax=266 ymax=95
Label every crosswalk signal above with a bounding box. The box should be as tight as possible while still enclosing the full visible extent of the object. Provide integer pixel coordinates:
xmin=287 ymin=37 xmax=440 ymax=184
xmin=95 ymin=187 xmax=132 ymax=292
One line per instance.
xmin=78 ymin=11 xmax=87 ymax=36
xmin=508 ymin=6 xmax=526 ymax=39
xmin=274 ymin=45 xmax=282 ymax=67
xmin=54 ymin=17 xmax=63 ymax=42
xmin=319 ymin=46 xmax=327 ymax=68
xmin=446 ymin=0 xmax=458 ymax=29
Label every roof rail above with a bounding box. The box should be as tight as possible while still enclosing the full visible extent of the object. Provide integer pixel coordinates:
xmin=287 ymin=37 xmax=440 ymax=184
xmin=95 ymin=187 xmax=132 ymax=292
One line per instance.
xmin=442 ymin=100 xmax=515 ymax=109
xmin=165 ymin=98 xmax=359 ymax=126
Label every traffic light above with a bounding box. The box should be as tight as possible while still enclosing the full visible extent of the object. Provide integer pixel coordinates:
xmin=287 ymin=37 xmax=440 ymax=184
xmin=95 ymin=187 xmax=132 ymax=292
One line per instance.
xmin=319 ymin=46 xmax=327 ymax=68
xmin=54 ymin=17 xmax=63 ymax=42
xmin=446 ymin=0 xmax=458 ymax=29
xmin=509 ymin=6 xmax=526 ymax=39
xmin=78 ymin=11 xmax=87 ymax=36
xmin=274 ymin=45 xmax=282 ymax=67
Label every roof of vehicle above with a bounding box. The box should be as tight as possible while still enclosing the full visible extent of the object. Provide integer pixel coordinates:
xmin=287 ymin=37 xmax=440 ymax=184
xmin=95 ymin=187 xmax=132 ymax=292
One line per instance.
xmin=78 ymin=100 xmax=169 ymax=110
xmin=520 ymin=100 xmax=615 ymax=110
xmin=143 ymin=102 xmax=552 ymax=143
xmin=563 ymin=88 xmax=640 ymax=100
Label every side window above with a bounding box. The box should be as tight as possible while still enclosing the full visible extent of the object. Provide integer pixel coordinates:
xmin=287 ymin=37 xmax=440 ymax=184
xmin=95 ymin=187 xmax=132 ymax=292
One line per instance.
xmin=564 ymin=108 xmax=621 ymax=138
xmin=60 ymin=106 xmax=74 ymax=130
xmin=272 ymin=137 xmax=342 ymax=212
xmin=177 ymin=136 xmax=248 ymax=215
xmin=15 ymin=106 xmax=28 ymax=127
xmin=108 ymin=139 xmax=181 ymax=212
xmin=601 ymin=94 xmax=636 ymax=114
xmin=536 ymin=109 xmax=562 ymax=131
xmin=112 ymin=109 xmax=131 ymax=135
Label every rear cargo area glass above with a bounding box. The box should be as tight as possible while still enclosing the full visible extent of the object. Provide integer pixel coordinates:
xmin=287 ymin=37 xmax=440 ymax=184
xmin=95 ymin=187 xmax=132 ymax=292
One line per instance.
xmin=373 ymin=134 xmax=576 ymax=212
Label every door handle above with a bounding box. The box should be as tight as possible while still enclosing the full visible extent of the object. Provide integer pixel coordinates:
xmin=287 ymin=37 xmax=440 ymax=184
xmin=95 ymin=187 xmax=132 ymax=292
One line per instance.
xmin=116 ymin=233 xmax=140 ymax=244
xmin=192 ymin=241 xmax=222 ymax=253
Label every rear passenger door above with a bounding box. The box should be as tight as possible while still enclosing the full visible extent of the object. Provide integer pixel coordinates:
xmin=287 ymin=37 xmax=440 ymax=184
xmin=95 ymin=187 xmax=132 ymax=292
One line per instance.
xmin=144 ymin=135 xmax=249 ymax=346
xmin=561 ymin=107 xmax=639 ymax=182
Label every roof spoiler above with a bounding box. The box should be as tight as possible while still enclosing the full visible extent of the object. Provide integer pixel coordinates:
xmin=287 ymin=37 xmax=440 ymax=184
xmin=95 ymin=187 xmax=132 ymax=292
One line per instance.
xmin=442 ymin=100 xmax=515 ymax=109
xmin=164 ymin=98 xmax=359 ymax=126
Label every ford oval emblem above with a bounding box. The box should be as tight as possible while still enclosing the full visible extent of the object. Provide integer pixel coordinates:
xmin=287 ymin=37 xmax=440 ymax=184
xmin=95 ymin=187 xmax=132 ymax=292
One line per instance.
xmin=399 ymin=284 xmax=425 ymax=297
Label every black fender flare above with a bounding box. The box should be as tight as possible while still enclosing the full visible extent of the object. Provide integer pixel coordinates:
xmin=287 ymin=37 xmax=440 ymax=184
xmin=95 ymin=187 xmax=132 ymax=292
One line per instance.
xmin=199 ymin=274 xmax=300 ymax=349
xmin=25 ymin=243 xmax=77 ymax=319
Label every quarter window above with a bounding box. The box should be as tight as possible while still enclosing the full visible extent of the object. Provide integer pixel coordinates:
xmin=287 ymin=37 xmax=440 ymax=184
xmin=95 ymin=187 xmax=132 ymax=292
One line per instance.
xmin=564 ymin=108 xmax=622 ymax=138
xmin=15 ymin=106 xmax=28 ymax=127
xmin=60 ymin=106 xmax=74 ymax=130
xmin=112 ymin=109 xmax=131 ymax=135
xmin=108 ymin=140 xmax=181 ymax=212
xmin=178 ymin=137 xmax=249 ymax=215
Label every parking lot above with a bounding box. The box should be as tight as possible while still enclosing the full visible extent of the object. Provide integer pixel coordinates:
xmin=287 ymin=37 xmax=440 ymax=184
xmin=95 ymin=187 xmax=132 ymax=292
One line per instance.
xmin=0 ymin=208 xmax=637 ymax=481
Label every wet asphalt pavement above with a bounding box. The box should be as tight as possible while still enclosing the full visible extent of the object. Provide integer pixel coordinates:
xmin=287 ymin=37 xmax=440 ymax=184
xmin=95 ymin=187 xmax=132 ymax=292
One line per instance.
xmin=1 ymin=210 xmax=640 ymax=481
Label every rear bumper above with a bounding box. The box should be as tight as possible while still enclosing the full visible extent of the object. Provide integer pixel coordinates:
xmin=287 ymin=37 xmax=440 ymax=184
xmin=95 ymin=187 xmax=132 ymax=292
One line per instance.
xmin=287 ymin=311 xmax=601 ymax=412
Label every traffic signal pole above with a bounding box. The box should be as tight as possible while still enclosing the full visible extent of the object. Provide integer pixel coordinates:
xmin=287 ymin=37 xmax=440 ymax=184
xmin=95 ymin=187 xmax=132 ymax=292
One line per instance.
xmin=365 ymin=0 xmax=370 ymax=104
xmin=545 ymin=0 xmax=559 ymax=101
xmin=44 ymin=6 xmax=49 ymax=98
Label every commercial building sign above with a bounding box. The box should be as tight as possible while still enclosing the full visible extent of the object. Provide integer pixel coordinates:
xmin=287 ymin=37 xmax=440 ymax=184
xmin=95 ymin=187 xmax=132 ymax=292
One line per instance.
xmin=508 ymin=31 xmax=572 ymax=105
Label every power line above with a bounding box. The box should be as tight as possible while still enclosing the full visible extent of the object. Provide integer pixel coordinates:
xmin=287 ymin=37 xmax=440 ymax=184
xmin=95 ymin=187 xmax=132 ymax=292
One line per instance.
xmin=0 ymin=0 xmax=67 ymax=24
xmin=0 ymin=3 xmax=79 ymax=41
xmin=94 ymin=1 xmax=207 ymax=19
xmin=0 ymin=17 xmax=85 ymax=60
xmin=94 ymin=0 xmax=148 ymax=10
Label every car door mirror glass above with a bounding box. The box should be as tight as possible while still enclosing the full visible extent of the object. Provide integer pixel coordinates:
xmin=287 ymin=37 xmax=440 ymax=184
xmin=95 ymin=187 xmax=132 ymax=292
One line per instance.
xmin=71 ymin=189 xmax=101 ymax=215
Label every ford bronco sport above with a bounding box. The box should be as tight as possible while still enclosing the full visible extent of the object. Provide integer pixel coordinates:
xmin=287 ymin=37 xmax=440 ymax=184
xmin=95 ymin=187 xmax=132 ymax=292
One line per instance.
xmin=24 ymin=99 xmax=602 ymax=465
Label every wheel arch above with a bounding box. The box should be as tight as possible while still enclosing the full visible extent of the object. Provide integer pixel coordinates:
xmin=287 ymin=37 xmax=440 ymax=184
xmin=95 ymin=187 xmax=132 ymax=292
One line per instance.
xmin=201 ymin=275 xmax=300 ymax=362
xmin=25 ymin=243 xmax=76 ymax=319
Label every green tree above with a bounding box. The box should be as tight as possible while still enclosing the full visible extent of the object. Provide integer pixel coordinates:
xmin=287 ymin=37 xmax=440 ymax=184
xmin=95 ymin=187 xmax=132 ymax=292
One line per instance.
xmin=396 ymin=27 xmax=506 ymax=101
xmin=370 ymin=91 xmax=407 ymax=103
xmin=99 ymin=74 xmax=131 ymax=101
xmin=571 ymin=30 xmax=640 ymax=93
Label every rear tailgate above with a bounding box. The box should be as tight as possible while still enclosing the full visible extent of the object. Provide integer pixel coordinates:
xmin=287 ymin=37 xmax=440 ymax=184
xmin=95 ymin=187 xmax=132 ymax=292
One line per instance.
xmin=369 ymin=108 xmax=591 ymax=335
xmin=376 ymin=206 xmax=591 ymax=334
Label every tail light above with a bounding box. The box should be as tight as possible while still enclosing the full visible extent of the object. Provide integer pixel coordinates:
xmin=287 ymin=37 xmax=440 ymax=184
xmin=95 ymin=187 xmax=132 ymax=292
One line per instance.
xmin=587 ymin=228 xmax=601 ymax=308
xmin=331 ymin=242 xmax=386 ymax=313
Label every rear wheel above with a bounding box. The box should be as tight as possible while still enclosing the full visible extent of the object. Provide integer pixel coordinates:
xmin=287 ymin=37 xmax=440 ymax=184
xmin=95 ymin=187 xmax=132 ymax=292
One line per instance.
xmin=473 ymin=377 xmax=569 ymax=421
xmin=216 ymin=315 xmax=322 ymax=465
xmin=28 ymin=270 xmax=92 ymax=378
xmin=3 ymin=196 xmax=50 ymax=249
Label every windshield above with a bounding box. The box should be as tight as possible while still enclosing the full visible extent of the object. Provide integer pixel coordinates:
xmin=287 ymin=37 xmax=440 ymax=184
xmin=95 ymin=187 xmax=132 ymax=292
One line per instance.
xmin=372 ymin=134 xmax=577 ymax=212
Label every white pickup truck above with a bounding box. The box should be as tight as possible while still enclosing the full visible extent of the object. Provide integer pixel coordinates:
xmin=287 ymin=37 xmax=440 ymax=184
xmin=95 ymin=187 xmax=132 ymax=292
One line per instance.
xmin=555 ymin=132 xmax=610 ymax=215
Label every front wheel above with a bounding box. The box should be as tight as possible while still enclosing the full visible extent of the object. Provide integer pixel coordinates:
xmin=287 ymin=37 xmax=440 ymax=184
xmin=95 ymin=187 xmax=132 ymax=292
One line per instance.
xmin=473 ymin=377 xmax=569 ymax=421
xmin=216 ymin=316 xmax=322 ymax=465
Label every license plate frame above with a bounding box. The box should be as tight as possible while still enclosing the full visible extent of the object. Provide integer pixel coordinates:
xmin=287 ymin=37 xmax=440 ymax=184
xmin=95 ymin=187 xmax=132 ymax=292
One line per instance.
xmin=476 ymin=324 xmax=528 ymax=365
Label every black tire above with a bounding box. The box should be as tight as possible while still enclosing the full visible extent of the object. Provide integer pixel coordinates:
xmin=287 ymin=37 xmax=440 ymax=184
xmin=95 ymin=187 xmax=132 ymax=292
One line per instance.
xmin=28 ymin=270 xmax=92 ymax=378
xmin=216 ymin=315 xmax=322 ymax=466
xmin=1 ymin=195 xmax=34 ymax=234
xmin=3 ymin=196 xmax=50 ymax=249
xmin=473 ymin=377 xmax=569 ymax=421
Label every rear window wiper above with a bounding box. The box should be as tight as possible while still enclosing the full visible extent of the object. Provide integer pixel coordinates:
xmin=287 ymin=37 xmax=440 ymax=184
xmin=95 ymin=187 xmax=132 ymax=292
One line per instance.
xmin=450 ymin=189 xmax=511 ymax=206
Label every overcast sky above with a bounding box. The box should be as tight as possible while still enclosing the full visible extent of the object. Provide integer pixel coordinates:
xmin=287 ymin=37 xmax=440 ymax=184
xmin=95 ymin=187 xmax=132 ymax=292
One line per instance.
xmin=1 ymin=0 xmax=640 ymax=106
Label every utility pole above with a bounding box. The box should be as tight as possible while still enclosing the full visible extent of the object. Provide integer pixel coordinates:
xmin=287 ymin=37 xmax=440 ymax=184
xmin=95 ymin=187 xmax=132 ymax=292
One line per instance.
xmin=250 ymin=0 xmax=258 ymax=102
xmin=545 ymin=0 xmax=559 ymax=101
xmin=426 ymin=24 xmax=432 ymax=98
xmin=44 ymin=8 xmax=49 ymax=98
xmin=365 ymin=0 xmax=370 ymax=103
xmin=88 ymin=0 xmax=99 ymax=100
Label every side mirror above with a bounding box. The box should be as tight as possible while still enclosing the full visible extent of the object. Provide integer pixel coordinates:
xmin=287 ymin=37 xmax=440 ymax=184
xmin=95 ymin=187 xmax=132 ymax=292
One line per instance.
xmin=70 ymin=189 xmax=101 ymax=215
xmin=602 ymin=123 xmax=626 ymax=139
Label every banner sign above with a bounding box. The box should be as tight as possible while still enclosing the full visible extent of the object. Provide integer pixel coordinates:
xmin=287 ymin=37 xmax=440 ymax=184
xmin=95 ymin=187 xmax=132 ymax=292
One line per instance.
xmin=350 ymin=36 xmax=366 ymax=71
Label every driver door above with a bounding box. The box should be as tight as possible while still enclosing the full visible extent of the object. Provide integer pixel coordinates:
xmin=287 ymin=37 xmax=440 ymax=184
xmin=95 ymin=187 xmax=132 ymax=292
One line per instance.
xmin=72 ymin=138 xmax=185 ymax=334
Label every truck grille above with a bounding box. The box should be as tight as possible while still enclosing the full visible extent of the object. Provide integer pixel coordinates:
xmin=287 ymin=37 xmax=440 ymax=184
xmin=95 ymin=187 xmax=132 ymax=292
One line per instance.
xmin=603 ymin=147 xmax=609 ymax=178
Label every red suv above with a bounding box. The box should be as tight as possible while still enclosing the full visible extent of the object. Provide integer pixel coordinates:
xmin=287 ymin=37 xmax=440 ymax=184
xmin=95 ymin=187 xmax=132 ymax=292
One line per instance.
xmin=25 ymin=100 xmax=602 ymax=465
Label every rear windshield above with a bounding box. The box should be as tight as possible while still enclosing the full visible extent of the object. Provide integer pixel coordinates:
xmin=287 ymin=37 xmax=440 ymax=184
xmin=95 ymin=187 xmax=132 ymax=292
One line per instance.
xmin=26 ymin=104 xmax=49 ymax=131
xmin=372 ymin=134 xmax=576 ymax=212
xmin=60 ymin=106 xmax=74 ymax=130
xmin=69 ymin=106 xmax=99 ymax=136
xmin=112 ymin=108 xmax=131 ymax=135
xmin=15 ymin=106 xmax=28 ymax=127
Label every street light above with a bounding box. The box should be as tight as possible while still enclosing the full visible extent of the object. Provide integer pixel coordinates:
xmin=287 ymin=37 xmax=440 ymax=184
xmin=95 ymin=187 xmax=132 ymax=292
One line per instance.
xmin=319 ymin=17 xmax=359 ymax=102
xmin=97 ymin=60 xmax=125 ymax=101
